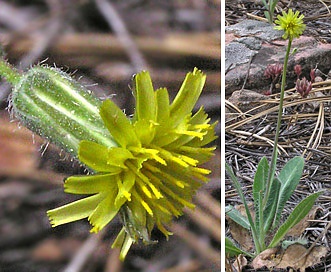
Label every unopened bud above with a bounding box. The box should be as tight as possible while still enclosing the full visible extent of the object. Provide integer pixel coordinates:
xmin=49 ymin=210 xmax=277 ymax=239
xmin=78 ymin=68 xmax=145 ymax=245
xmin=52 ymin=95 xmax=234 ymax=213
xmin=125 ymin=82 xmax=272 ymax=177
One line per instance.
xmin=295 ymin=77 xmax=312 ymax=98
xmin=294 ymin=64 xmax=302 ymax=78
xmin=264 ymin=63 xmax=283 ymax=80
xmin=310 ymin=69 xmax=316 ymax=83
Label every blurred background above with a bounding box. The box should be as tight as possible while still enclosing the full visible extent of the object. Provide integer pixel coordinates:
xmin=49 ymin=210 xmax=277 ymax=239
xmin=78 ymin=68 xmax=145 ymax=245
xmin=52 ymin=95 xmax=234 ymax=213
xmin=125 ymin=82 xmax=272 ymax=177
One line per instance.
xmin=0 ymin=1 xmax=220 ymax=271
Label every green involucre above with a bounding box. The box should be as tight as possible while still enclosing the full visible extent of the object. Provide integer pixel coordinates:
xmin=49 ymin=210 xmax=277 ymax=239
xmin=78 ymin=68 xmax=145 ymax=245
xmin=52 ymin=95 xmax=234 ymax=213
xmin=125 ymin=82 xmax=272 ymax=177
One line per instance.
xmin=11 ymin=66 xmax=116 ymax=156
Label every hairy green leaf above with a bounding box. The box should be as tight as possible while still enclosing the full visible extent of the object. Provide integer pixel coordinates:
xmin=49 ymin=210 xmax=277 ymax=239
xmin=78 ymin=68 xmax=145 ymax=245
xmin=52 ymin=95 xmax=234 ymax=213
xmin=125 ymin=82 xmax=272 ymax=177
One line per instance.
xmin=225 ymin=237 xmax=253 ymax=257
xmin=271 ymin=0 xmax=278 ymax=11
xmin=253 ymin=157 xmax=269 ymax=233
xmin=225 ymin=205 xmax=250 ymax=229
xmin=226 ymin=163 xmax=262 ymax=253
xmin=268 ymin=191 xmax=322 ymax=248
xmin=273 ymin=156 xmax=304 ymax=228
xmin=263 ymin=178 xmax=281 ymax=233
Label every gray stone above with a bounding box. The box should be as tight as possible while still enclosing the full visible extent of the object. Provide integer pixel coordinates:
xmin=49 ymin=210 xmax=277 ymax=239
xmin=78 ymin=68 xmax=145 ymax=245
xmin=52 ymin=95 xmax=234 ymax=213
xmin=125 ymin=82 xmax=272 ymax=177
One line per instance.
xmin=225 ymin=42 xmax=257 ymax=71
xmin=236 ymin=36 xmax=262 ymax=50
xmin=226 ymin=19 xmax=283 ymax=41
xmin=225 ymin=19 xmax=331 ymax=95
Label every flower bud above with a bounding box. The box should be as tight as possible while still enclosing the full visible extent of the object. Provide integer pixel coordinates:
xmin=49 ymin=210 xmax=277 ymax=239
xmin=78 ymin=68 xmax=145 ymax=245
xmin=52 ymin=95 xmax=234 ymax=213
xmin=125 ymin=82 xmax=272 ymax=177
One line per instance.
xmin=264 ymin=63 xmax=283 ymax=80
xmin=294 ymin=64 xmax=302 ymax=78
xmin=295 ymin=77 xmax=312 ymax=98
xmin=10 ymin=66 xmax=116 ymax=156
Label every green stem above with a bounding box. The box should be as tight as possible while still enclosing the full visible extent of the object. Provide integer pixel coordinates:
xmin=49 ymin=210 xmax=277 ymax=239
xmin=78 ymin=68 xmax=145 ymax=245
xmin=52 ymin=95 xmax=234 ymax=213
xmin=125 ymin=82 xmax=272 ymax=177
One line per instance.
xmin=263 ymin=38 xmax=293 ymax=207
xmin=0 ymin=59 xmax=21 ymax=85
xmin=268 ymin=1 xmax=273 ymax=24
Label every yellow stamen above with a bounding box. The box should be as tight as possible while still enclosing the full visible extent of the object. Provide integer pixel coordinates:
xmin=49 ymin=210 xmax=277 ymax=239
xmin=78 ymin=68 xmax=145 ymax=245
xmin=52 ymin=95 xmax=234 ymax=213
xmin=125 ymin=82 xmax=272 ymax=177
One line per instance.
xmin=191 ymin=170 xmax=210 ymax=182
xmin=123 ymin=191 xmax=131 ymax=201
xmin=130 ymin=146 xmax=167 ymax=165
xmin=175 ymin=130 xmax=206 ymax=140
xmin=151 ymin=145 xmax=189 ymax=168
xmin=190 ymin=124 xmax=210 ymax=130
xmin=158 ymin=182 xmax=195 ymax=209
xmin=137 ymin=180 xmax=153 ymax=198
xmin=148 ymin=183 xmax=163 ymax=199
xmin=154 ymin=202 xmax=172 ymax=215
xmin=178 ymin=146 xmax=216 ymax=154
xmin=133 ymin=192 xmax=153 ymax=216
xmin=175 ymin=153 xmax=198 ymax=166
xmin=126 ymin=161 xmax=163 ymax=199
xmin=192 ymin=167 xmax=211 ymax=175
xmin=141 ymin=200 xmax=153 ymax=215
xmin=144 ymin=164 xmax=188 ymax=188
xmin=163 ymin=199 xmax=182 ymax=216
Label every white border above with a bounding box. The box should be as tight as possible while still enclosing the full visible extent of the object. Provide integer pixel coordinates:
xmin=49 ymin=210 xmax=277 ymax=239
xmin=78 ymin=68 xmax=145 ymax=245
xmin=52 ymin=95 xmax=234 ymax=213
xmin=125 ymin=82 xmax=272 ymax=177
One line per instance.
xmin=221 ymin=0 xmax=225 ymax=270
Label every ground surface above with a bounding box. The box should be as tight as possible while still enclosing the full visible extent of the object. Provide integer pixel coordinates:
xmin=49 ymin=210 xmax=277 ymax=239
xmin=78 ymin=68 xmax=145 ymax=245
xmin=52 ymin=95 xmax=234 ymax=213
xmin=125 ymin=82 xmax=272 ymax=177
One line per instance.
xmin=226 ymin=1 xmax=331 ymax=271
xmin=0 ymin=1 xmax=220 ymax=272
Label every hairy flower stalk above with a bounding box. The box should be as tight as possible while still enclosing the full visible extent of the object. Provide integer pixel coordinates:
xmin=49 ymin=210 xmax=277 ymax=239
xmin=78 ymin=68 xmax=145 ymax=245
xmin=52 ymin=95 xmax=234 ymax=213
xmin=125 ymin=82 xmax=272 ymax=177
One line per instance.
xmin=264 ymin=9 xmax=306 ymax=206
xmin=3 ymin=63 xmax=217 ymax=260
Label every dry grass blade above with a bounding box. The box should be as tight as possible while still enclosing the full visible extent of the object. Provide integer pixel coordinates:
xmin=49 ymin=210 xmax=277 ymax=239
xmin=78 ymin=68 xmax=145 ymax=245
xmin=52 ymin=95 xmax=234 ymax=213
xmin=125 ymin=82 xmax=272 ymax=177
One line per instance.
xmin=304 ymin=103 xmax=324 ymax=160
xmin=317 ymin=0 xmax=330 ymax=14
xmin=226 ymin=82 xmax=331 ymax=130
xmin=229 ymin=129 xmax=288 ymax=155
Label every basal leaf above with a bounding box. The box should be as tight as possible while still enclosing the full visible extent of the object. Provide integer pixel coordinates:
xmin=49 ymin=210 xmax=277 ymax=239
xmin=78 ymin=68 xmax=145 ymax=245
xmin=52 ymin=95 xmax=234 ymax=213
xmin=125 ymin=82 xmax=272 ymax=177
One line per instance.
xmin=263 ymin=178 xmax=281 ymax=233
xmin=226 ymin=163 xmax=262 ymax=253
xmin=273 ymin=156 xmax=304 ymax=228
xmin=270 ymin=0 xmax=278 ymax=11
xmin=225 ymin=237 xmax=252 ymax=257
xmin=268 ymin=191 xmax=322 ymax=248
xmin=225 ymin=205 xmax=250 ymax=229
xmin=253 ymin=157 xmax=269 ymax=233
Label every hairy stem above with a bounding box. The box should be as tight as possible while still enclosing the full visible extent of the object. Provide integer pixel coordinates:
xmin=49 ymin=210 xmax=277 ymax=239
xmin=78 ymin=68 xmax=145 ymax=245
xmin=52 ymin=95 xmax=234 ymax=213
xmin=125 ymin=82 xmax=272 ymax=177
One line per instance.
xmin=0 ymin=59 xmax=21 ymax=85
xmin=264 ymin=38 xmax=293 ymax=207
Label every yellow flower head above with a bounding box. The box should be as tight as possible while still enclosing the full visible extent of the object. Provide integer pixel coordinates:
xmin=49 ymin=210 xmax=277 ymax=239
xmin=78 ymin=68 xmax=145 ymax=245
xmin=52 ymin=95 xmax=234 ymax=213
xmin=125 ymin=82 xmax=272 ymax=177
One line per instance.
xmin=47 ymin=68 xmax=217 ymax=260
xmin=274 ymin=9 xmax=306 ymax=40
